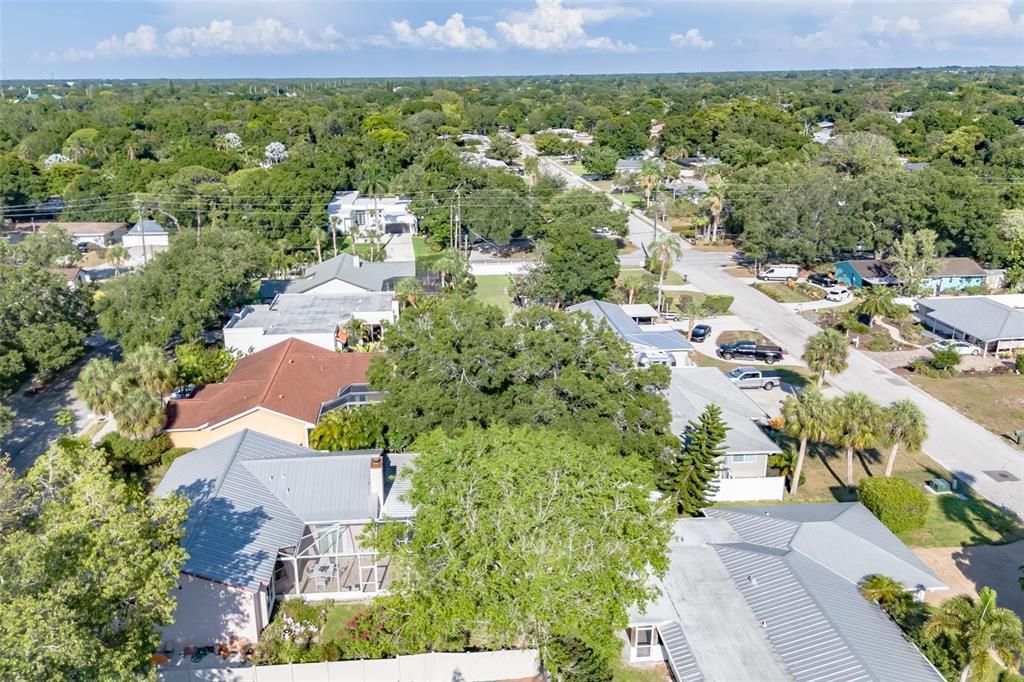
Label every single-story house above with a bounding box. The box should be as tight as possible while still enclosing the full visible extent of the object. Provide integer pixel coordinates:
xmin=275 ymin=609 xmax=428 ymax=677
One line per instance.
xmin=917 ymin=296 xmax=1024 ymax=356
xmin=122 ymin=219 xmax=169 ymax=258
xmin=327 ymin=191 xmax=418 ymax=234
xmin=615 ymin=157 xmax=664 ymax=175
xmin=164 ymin=339 xmax=379 ymax=449
xmin=51 ymin=266 xmax=90 ymax=288
xmin=835 ymin=257 xmax=986 ymax=293
xmin=259 ymin=253 xmax=416 ymax=300
xmin=224 ymin=293 xmax=398 ymax=354
xmin=626 ymin=504 xmax=946 ymax=680
xmin=50 ymin=221 xmax=128 ymax=247
xmin=666 ymin=368 xmax=784 ymax=502
xmin=568 ymin=300 xmax=694 ymax=368
xmin=154 ymin=429 xmax=415 ymax=648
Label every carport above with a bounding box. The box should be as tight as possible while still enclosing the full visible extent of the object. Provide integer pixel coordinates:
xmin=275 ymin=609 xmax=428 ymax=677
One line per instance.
xmin=917 ymin=297 xmax=1024 ymax=357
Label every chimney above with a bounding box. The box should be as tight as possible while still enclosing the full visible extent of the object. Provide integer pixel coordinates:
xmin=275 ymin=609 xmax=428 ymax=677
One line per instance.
xmin=351 ymin=255 xmax=361 ymax=267
xmin=370 ymin=455 xmax=384 ymax=513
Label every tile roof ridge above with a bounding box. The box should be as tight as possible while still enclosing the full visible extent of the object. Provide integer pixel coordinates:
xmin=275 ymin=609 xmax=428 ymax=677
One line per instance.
xmin=258 ymin=338 xmax=297 ymax=406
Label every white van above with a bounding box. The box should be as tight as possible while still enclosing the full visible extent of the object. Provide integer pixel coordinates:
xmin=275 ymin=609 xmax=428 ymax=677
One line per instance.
xmin=757 ymin=264 xmax=800 ymax=281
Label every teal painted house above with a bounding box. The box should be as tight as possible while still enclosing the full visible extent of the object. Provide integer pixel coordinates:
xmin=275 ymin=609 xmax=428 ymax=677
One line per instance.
xmin=835 ymin=258 xmax=986 ymax=293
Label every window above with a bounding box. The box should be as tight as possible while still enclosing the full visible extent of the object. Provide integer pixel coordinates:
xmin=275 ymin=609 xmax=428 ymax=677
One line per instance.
xmin=634 ymin=626 xmax=654 ymax=659
xmin=730 ymin=454 xmax=755 ymax=464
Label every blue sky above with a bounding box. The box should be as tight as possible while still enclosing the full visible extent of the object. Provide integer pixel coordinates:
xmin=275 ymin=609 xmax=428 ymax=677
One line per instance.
xmin=2 ymin=0 xmax=1022 ymax=79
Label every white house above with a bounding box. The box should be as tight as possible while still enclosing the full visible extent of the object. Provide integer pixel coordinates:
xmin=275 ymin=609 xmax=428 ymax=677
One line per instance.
xmin=51 ymin=221 xmax=128 ymax=247
xmin=568 ymin=300 xmax=694 ymax=368
xmin=259 ymin=253 xmax=416 ymax=300
xmin=224 ymin=293 xmax=398 ymax=354
xmin=154 ymin=430 xmax=415 ymax=648
xmin=625 ymin=507 xmax=946 ymax=680
xmin=327 ymin=191 xmax=418 ymax=235
xmin=666 ymin=367 xmax=785 ymax=502
xmin=122 ymin=219 xmax=169 ymax=259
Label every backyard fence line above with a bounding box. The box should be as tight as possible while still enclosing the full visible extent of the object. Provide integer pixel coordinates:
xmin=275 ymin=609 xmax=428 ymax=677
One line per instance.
xmin=158 ymin=649 xmax=542 ymax=682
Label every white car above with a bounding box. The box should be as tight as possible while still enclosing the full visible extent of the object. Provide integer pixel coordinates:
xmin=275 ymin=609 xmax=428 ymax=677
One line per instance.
xmin=929 ymin=339 xmax=981 ymax=356
xmin=825 ymin=286 xmax=853 ymax=303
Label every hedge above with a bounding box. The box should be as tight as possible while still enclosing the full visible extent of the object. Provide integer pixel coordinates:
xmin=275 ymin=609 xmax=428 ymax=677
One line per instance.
xmin=858 ymin=477 xmax=929 ymax=533
xmin=703 ymin=294 xmax=733 ymax=315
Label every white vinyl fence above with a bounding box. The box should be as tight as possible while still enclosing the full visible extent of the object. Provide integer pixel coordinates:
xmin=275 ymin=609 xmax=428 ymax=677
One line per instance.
xmin=158 ymin=649 xmax=541 ymax=682
xmin=712 ymin=476 xmax=785 ymax=502
xmin=469 ymin=261 xmax=534 ymax=276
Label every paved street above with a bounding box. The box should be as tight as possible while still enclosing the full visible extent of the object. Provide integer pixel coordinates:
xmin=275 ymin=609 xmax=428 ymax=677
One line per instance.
xmin=1 ymin=337 xmax=119 ymax=472
xmin=543 ymin=155 xmax=1024 ymax=519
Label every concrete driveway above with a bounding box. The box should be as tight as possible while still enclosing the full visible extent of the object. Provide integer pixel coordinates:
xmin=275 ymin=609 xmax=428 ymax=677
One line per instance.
xmin=384 ymin=233 xmax=415 ymax=263
xmin=915 ymin=542 xmax=1024 ymax=620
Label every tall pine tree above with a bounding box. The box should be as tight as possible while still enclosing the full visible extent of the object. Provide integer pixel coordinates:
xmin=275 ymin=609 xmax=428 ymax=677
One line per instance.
xmin=669 ymin=403 xmax=728 ymax=516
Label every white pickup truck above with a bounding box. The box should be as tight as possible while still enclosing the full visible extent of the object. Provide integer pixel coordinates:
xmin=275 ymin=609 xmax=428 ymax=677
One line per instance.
xmin=726 ymin=367 xmax=781 ymax=390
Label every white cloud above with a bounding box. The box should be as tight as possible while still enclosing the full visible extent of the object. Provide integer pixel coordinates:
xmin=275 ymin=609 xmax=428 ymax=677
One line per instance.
xmin=934 ymin=1 xmax=1024 ymax=37
xmin=670 ymin=28 xmax=714 ymax=50
xmin=67 ymin=18 xmax=346 ymax=60
xmin=495 ymin=0 xmax=638 ymax=52
xmin=868 ymin=16 xmax=920 ymax=36
xmin=392 ymin=13 xmax=497 ymax=50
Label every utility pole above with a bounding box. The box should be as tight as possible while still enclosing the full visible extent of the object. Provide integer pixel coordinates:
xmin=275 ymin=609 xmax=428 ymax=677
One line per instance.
xmin=455 ymin=186 xmax=463 ymax=257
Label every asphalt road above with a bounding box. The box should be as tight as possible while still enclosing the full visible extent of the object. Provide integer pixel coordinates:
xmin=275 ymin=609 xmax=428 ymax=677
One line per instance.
xmin=1 ymin=337 xmax=120 ymax=472
xmin=540 ymin=151 xmax=1024 ymax=519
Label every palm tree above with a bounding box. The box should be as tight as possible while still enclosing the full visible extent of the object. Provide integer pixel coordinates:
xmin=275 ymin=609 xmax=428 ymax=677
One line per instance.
xmin=123 ymin=345 xmax=178 ymax=397
xmin=342 ymin=317 xmax=366 ymax=350
xmin=858 ymin=286 xmax=898 ymax=327
xmin=620 ymin=273 xmax=646 ymax=305
xmin=803 ymin=329 xmax=849 ymax=387
xmin=702 ymin=175 xmax=727 ymax=242
xmin=434 ymin=249 xmax=467 ymax=290
xmin=859 ymin=574 xmax=909 ymax=612
xmin=882 ymin=400 xmax=928 ymax=477
xmin=55 ymin=408 xmax=76 ymax=434
xmin=74 ymin=358 xmax=122 ymax=416
xmin=394 ymin=277 xmax=422 ymax=310
xmin=647 ymin=235 xmax=685 ymax=312
xmin=112 ymin=387 xmax=166 ymax=440
xmin=523 ymin=156 xmax=540 ymax=183
xmin=830 ymin=392 xmax=882 ymax=489
xmin=309 ymin=407 xmax=384 ymax=451
xmin=636 ymin=161 xmax=662 ymax=209
xmin=781 ymin=387 xmax=832 ymax=496
xmin=924 ymin=587 xmax=1024 ymax=682
xmin=105 ymin=245 xmax=129 ymax=275
xmin=309 ymin=225 xmax=327 ymax=263
xmin=360 ymin=166 xmax=389 ymax=234
xmin=328 ymin=216 xmax=341 ymax=258
xmin=691 ymin=215 xmax=710 ymax=242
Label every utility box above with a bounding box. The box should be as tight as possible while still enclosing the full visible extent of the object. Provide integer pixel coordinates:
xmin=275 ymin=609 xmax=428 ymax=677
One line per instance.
xmin=1016 ymin=429 xmax=1024 ymax=446
xmin=927 ymin=478 xmax=952 ymax=494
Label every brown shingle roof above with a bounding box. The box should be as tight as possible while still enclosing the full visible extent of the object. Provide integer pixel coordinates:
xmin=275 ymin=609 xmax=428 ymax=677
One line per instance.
xmin=50 ymin=221 xmax=128 ymax=235
xmin=165 ymin=339 xmax=375 ymax=431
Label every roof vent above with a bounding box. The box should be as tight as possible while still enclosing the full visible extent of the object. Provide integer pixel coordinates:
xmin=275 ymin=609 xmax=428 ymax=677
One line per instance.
xmin=760 ymin=620 xmax=768 ymax=629
xmin=748 ymin=575 xmax=758 ymax=587
xmin=288 ymin=358 xmax=295 ymax=364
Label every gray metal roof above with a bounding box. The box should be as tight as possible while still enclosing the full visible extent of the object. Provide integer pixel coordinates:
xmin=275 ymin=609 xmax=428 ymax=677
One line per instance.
xmin=283 ymin=253 xmax=416 ymax=293
xmin=568 ymin=300 xmax=693 ymax=353
xmin=699 ymin=503 xmax=946 ymax=682
xmin=381 ymin=453 xmax=416 ymax=519
xmin=667 ymin=368 xmax=782 ymax=455
xmin=129 ymin=219 xmax=168 ymax=235
xmin=153 ymin=430 xmax=385 ymax=590
xmin=919 ymin=296 xmax=1024 ymax=342
xmin=226 ymin=294 xmax=393 ymax=334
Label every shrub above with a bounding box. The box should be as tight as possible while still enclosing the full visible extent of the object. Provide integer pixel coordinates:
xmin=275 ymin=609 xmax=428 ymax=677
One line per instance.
xmin=858 ymin=477 xmax=929 ymax=533
xmin=1015 ymin=355 xmax=1024 ymax=374
xmin=929 ymin=348 xmax=961 ymax=371
xmin=865 ymin=334 xmax=896 ymax=352
xmin=703 ymin=294 xmax=733 ymax=315
xmin=838 ymin=314 xmax=870 ymax=335
xmin=962 ymin=285 xmax=988 ymax=296
xmin=161 ymin=447 xmax=193 ymax=468
xmin=99 ymin=432 xmax=172 ymax=468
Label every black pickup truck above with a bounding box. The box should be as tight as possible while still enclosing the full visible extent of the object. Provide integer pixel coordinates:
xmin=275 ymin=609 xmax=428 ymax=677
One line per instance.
xmin=716 ymin=340 xmax=785 ymax=364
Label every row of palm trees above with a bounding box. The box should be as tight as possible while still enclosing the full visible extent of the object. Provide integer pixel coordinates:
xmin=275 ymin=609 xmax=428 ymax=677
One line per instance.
xmin=781 ymin=386 xmax=927 ymax=495
xmin=632 ymin=159 xmax=728 ymax=243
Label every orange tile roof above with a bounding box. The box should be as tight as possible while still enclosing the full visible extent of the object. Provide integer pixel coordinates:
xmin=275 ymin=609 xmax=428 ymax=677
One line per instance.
xmin=165 ymin=339 xmax=375 ymax=430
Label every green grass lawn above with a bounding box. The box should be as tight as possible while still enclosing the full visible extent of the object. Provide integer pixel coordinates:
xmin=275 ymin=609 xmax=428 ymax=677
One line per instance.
xmin=716 ymin=329 xmax=771 ymax=346
xmin=904 ymin=373 xmax=1024 ymax=447
xmin=322 ymin=603 xmax=368 ymax=643
xmin=412 ymin=236 xmax=436 ymax=260
xmin=620 ymin=267 xmax=687 ymax=287
xmin=691 ymin=352 xmax=811 ymax=388
xmin=752 ymin=282 xmax=812 ymax=303
xmin=474 ymin=275 xmax=513 ymax=315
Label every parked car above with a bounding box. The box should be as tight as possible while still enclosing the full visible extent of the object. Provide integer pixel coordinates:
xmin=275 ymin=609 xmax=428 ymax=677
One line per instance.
xmin=689 ymin=324 xmax=712 ymax=342
xmin=756 ymin=264 xmax=799 ymax=281
xmin=808 ymin=272 xmax=838 ymax=288
xmin=825 ymin=286 xmax=853 ymax=303
xmin=717 ymin=341 xmax=785 ymax=364
xmin=726 ymin=367 xmax=781 ymax=390
xmin=929 ymin=339 xmax=981 ymax=356
xmin=169 ymin=384 xmax=198 ymax=400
